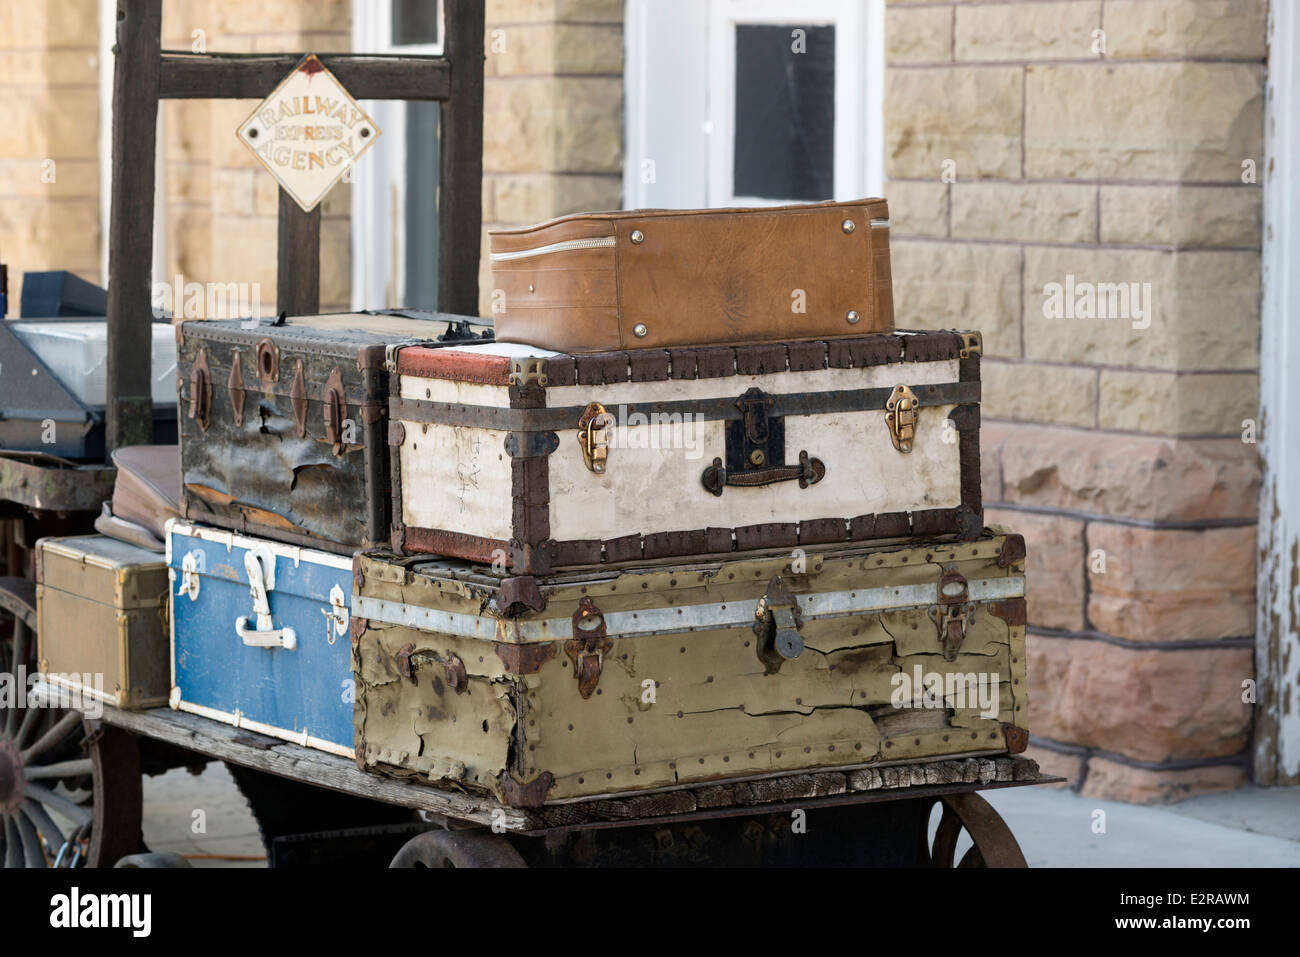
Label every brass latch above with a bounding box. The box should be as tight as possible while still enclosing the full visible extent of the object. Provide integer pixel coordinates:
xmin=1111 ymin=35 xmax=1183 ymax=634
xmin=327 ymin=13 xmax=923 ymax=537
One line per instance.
xmin=565 ymin=597 xmax=612 ymax=698
xmin=754 ymin=576 xmax=804 ymax=673
xmin=928 ymin=568 xmax=974 ymax=661
xmin=885 ymin=384 xmax=919 ymax=452
xmin=577 ymin=402 xmax=613 ymax=474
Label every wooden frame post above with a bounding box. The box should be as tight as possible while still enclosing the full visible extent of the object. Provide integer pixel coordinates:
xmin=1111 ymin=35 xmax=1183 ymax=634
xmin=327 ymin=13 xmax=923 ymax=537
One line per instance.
xmin=438 ymin=0 xmax=486 ymax=316
xmin=105 ymin=0 xmax=162 ymax=453
xmin=277 ymin=191 xmax=322 ymax=316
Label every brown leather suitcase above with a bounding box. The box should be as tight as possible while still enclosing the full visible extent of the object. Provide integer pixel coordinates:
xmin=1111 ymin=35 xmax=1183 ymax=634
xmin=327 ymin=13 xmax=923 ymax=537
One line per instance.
xmin=489 ymin=199 xmax=893 ymax=353
xmin=97 ymin=445 xmax=181 ymax=550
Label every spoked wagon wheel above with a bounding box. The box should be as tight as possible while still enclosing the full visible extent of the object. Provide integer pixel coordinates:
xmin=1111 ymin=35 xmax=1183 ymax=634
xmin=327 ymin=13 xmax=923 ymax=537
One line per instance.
xmin=918 ymin=791 xmax=1028 ymax=868
xmin=0 ymin=579 xmax=143 ymax=868
xmin=390 ymin=828 xmax=527 ymax=868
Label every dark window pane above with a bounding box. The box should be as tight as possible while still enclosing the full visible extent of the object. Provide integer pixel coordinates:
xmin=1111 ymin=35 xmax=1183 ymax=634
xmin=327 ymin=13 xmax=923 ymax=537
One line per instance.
xmin=392 ymin=0 xmax=440 ymax=46
xmin=734 ymin=24 xmax=835 ymax=201
xmin=405 ymin=101 xmax=440 ymax=308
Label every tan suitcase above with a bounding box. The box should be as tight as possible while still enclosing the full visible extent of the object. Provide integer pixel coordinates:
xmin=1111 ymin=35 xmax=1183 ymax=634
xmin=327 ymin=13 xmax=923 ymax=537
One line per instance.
xmin=352 ymin=529 xmax=1028 ymax=807
xmin=489 ymin=199 xmax=893 ymax=352
xmin=35 ymin=535 xmax=170 ymax=710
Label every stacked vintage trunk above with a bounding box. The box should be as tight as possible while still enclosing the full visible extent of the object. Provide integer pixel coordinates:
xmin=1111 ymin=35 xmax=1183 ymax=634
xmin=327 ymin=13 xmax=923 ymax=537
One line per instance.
xmin=43 ymin=199 xmax=1027 ymax=813
xmin=348 ymin=200 xmax=1030 ymax=807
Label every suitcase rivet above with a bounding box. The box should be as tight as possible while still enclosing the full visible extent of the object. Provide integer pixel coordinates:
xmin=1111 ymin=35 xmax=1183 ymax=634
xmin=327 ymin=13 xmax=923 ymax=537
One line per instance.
xmin=528 ymin=284 xmax=535 ymax=293
xmin=630 ymin=229 xmax=645 ymax=244
xmin=633 ymin=323 xmax=648 ymax=337
xmin=846 ymin=310 xmax=861 ymax=324
xmin=841 ymin=219 xmax=856 ymax=233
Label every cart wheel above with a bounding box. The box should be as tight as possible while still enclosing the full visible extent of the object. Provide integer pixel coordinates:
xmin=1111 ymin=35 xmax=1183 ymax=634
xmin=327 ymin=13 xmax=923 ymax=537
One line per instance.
xmin=920 ymin=791 xmax=1027 ymax=868
xmin=390 ymin=829 xmax=527 ymax=868
xmin=0 ymin=609 xmax=94 ymax=867
xmin=115 ymin=851 xmax=192 ymax=868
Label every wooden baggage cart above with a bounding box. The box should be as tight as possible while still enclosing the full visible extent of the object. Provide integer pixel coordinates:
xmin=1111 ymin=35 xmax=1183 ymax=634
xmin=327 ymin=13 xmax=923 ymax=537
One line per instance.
xmin=63 ymin=703 xmax=1048 ymax=868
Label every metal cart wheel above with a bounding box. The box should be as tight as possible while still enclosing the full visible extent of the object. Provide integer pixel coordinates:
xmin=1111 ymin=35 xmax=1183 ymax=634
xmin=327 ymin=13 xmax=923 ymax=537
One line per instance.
xmin=114 ymin=851 xmax=192 ymax=868
xmin=919 ymin=791 xmax=1028 ymax=868
xmin=0 ymin=577 xmax=144 ymax=868
xmin=390 ymin=828 xmax=527 ymax=868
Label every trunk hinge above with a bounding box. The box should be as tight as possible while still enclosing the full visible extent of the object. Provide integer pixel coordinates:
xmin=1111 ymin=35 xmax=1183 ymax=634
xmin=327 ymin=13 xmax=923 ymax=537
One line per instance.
xmin=754 ymin=576 xmax=804 ymax=673
xmin=565 ymin=597 xmax=612 ymax=698
xmin=929 ymin=567 xmax=974 ymax=661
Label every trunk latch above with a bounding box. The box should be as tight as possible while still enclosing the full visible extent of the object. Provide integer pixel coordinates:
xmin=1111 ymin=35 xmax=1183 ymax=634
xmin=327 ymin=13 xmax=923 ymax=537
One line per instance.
xmin=323 ymin=366 xmax=347 ymax=455
xmin=577 ymin=402 xmax=613 ymax=474
xmin=929 ymin=568 xmax=974 ymax=661
xmin=885 ymin=384 xmax=919 ymax=452
xmin=188 ymin=348 xmax=212 ymax=432
xmin=321 ymin=583 xmax=349 ymax=645
xmin=754 ymin=576 xmax=804 ymax=673
xmin=566 ymin=596 xmax=612 ymax=698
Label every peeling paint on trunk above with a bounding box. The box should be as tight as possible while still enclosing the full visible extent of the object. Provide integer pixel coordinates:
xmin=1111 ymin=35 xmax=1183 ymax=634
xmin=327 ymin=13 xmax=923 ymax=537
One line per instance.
xmin=354 ymin=532 xmax=1029 ymax=804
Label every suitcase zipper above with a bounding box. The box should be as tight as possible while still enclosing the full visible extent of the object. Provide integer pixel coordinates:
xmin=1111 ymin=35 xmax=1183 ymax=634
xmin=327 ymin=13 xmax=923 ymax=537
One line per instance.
xmin=489 ymin=236 xmax=617 ymax=263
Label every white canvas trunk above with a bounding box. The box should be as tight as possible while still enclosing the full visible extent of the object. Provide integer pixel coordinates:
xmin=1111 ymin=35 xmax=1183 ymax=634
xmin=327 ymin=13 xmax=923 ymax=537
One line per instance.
xmin=388 ymin=331 xmax=983 ymax=576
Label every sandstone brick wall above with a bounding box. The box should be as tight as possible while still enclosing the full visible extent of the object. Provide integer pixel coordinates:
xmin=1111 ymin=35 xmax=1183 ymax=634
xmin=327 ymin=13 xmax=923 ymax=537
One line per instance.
xmin=0 ymin=0 xmax=103 ymax=313
xmin=885 ymin=0 xmax=1265 ymax=802
xmin=479 ymin=0 xmax=623 ymax=314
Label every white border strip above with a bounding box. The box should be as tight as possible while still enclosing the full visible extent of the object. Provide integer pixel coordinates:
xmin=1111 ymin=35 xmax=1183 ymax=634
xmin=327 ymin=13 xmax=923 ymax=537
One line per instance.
xmin=170 ymin=696 xmax=355 ymax=760
xmin=164 ymin=519 xmax=354 ymax=571
xmin=353 ymin=575 xmax=1025 ymax=644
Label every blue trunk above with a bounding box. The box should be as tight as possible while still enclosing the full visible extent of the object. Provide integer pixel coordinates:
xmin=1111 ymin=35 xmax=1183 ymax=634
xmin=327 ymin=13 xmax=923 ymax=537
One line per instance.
xmin=167 ymin=520 xmax=355 ymax=756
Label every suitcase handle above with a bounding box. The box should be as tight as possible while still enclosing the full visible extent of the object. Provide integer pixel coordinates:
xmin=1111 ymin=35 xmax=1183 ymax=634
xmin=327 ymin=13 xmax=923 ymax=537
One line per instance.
xmin=235 ymin=617 xmax=298 ymax=651
xmin=701 ymin=450 xmax=825 ymax=496
xmin=236 ymin=548 xmax=296 ymax=650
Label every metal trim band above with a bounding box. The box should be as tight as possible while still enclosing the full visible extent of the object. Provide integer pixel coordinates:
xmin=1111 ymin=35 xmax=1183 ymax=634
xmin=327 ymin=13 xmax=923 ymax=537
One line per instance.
xmin=352 ymin=574 xmax=1026 ymax=645
xmin=391 ymin=380 xmax=981 ymax=433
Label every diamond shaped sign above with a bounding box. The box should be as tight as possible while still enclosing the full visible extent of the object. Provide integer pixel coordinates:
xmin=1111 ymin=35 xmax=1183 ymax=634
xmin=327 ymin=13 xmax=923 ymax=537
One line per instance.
xmin=237 ymin=54 xmax=380 ymax=213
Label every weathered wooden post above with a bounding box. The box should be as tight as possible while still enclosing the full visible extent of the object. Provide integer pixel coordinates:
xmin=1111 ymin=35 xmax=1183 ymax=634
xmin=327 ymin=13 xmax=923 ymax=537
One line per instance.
xmin=105 ymin=0 xmax=163 ymax=453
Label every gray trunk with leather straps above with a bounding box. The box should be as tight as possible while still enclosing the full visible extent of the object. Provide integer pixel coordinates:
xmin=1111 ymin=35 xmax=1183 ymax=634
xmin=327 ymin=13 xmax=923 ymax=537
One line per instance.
xmin=176 ymin=311 xmax=490 ymax=554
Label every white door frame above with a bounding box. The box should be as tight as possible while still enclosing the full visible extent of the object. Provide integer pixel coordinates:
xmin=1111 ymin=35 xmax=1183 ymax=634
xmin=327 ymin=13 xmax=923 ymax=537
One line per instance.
xmin=1257 ymin=0 xmax=1300 ymax=786
xmin=350 ymin=0 xmax=444 ymax=310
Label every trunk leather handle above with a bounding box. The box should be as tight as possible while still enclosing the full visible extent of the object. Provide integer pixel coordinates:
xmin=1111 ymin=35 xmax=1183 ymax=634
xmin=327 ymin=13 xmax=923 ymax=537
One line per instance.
xmin=701 ymin=450 xmax=825 ymax=496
